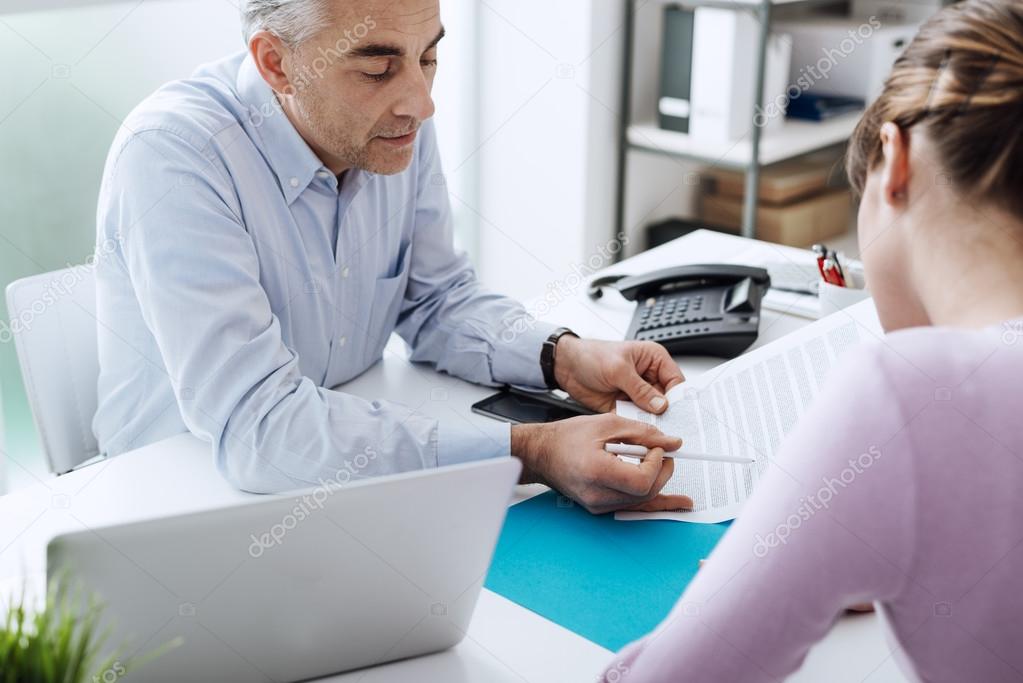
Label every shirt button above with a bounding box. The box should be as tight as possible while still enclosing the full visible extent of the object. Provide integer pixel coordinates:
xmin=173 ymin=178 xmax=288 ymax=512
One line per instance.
xmin=317 ymin=170 xmax=330 ymax=179
xmin=341 ymin=266 xmax=350 ymax=278
xmin=337 ymin=336 xmax=347 ymax=347
xmin=289 ymin=177 xmax=299 ymax=188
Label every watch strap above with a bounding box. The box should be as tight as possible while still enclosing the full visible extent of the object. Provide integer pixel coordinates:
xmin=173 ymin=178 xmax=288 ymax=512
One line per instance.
xmin=540 ymin=327 xmax=577 ymax=390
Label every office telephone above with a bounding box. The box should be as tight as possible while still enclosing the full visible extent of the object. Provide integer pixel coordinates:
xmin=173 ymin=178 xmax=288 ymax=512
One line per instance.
xmin=587 ymin=264 xmax=771 ymax=358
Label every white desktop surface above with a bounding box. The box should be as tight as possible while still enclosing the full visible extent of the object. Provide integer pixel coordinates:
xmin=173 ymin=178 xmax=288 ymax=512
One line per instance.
xmin=0 ymin=230 xmax=907 ymax=682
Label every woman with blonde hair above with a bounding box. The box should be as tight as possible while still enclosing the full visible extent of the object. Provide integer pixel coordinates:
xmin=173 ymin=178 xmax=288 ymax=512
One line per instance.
xmin=603 ymin=1 xmax=1023 ymax=680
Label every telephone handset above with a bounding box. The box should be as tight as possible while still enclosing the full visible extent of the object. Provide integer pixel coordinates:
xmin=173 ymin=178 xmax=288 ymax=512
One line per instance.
xmin=588 ymin=264 xmax=771 ymax=358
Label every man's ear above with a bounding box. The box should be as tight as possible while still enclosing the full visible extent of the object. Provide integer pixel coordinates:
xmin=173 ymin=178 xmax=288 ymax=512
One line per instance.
xmin=249 ymin=31 xmax=294 ymax=96
xmin=879 ymin=122 xmax=910 ymax=207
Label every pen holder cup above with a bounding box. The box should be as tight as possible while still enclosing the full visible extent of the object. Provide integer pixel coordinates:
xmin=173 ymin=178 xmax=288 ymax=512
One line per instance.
xmin=819 ymin=281 xmax=871 ymax=312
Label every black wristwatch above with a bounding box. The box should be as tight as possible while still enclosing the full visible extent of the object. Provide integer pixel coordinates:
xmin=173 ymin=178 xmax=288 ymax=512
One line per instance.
xmin=540 ymin=327 xmax=578 ymax=390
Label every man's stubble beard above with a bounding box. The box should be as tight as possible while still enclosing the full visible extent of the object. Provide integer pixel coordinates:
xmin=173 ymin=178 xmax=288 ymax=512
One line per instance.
xmin=292 ymin=85 xmax=419 ymax=176
xmin=293 ymin=88 xmax=374 ymax=173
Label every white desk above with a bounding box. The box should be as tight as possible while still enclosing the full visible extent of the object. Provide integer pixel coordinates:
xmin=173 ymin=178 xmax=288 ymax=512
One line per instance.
xmin=0 ymin=231 xmax=907 ymax=682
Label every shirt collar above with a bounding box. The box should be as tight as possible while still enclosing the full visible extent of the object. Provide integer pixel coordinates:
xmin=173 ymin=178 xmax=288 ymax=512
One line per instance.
xmin=236 ymin=54 xmax=326 ymax=205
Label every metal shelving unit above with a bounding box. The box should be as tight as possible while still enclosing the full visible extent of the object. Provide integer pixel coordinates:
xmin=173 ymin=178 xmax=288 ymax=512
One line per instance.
xmin=614 ymin=0 xmax=860 ymax=244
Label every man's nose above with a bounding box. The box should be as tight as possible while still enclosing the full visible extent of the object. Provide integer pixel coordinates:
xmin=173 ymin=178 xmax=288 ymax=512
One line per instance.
xmin=394 ymin=66 xmax=435 ymax=122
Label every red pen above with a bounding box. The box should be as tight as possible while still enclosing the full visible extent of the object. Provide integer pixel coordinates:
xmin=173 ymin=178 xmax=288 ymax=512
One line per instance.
xmin=816 ymin=255 xmax=828 ymax=281
xmin=822 ymin=258 xmax=846 ymax=287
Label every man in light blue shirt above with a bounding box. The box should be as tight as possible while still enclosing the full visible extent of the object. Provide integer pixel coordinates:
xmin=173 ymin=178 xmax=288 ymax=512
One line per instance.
xmin=94 ymin=0 xmax=692 ymax=514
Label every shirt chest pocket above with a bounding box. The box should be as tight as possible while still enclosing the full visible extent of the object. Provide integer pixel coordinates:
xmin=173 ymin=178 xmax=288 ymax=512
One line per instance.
xmin=360 ymin=241 xmax=412 ymax=365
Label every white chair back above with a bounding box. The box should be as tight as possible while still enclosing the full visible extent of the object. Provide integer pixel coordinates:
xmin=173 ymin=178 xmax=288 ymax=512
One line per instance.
xmin=5 ymin=267 xmax=100 ymax=474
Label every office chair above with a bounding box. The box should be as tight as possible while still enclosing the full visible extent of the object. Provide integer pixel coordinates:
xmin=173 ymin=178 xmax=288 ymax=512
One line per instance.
xmin=5 ymin=267 xmax=101 ymax=475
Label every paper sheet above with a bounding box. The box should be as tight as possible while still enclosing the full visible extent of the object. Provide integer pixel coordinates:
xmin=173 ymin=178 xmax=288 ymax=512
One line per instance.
xmin=616 ymin=299 xmax=883 ymax=523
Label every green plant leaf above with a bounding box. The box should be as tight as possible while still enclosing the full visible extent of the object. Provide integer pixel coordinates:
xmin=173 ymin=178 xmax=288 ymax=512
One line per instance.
xmin=0 ymin=576 xmax=176 ymax=683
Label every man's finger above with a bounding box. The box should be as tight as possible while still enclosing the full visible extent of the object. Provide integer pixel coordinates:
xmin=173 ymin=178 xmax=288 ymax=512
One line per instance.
xmin=643 ymin=343 xmax=685 ymax=395
xmin=660 ymin=367 xmax=685 ymax=394
xmin=648 ymin=456 xmax=674 ymax=497
xmin=621 ymin=493 xmax=694 ymax=513
xmin=607 ymin=416 xmax=682 ymax=452
xmin=598 ymin=446 xmax=665 ymax=497
xmin=618 ymin=365 xmax=669 ymax=414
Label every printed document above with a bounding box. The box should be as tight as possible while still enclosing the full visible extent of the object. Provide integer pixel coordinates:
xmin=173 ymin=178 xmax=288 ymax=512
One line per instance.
xmin=616 ymin=299 xmax=883 ymax=523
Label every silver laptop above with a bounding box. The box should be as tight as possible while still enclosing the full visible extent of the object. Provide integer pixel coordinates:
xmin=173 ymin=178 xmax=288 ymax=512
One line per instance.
xmin=47 ymin=457 xmax=521 ymax=682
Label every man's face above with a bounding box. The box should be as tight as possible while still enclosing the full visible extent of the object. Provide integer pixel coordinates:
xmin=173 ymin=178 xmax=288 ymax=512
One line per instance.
xmin=285 ymin=0 xmax=442 ymax=175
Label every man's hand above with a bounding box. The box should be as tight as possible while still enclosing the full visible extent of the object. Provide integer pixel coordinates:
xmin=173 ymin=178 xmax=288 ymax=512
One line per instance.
xmin=511 ymin=414 xmax=694 ymax=515
xmin=554 ymin=337 xmax=685 ymax=414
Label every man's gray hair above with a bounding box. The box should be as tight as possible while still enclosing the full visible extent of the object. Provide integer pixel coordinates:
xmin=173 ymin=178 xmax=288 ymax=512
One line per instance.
xmin=240 ymin=0 xmax=330 ymax=46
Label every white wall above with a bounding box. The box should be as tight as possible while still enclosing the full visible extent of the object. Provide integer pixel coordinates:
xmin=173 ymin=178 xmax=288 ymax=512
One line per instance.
xmin=470 ymin=1 xmax=626 ymax=303
xmin=432 ymin=0 xmax=481 ymax=258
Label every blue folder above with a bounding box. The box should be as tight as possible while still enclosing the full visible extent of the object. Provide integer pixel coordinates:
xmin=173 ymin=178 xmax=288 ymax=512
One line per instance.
xmin=484 ymin=491 xmax=730 ymax=652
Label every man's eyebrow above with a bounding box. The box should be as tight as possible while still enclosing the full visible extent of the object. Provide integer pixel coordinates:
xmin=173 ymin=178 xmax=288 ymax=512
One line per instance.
xmin=347 ymin=26 xmax=445 ymax=59
xmin=425 ymin=26 xmax=446 ymax=51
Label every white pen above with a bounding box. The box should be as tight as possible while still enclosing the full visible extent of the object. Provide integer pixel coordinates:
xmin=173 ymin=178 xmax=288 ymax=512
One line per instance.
xmin=604 ymin=443 xmax=755 ymax=465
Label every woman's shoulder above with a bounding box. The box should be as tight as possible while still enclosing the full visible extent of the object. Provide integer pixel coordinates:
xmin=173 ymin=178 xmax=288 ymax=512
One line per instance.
xmin=795 ymin=322 xmax=1015 ymax=467
xmin=835 ymin=322 xmax=1012 ymax=402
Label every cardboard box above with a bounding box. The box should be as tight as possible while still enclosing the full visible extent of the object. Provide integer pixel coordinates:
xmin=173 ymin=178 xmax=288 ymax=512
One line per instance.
xmin=700 ymin=188 xmax=851 ymax=247
xmin=707 ymin=154 xmax=845 ymax=205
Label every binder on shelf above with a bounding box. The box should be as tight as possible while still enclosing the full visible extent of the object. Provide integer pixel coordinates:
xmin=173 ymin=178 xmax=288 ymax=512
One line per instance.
xmin=689 ymin=7 xmax=791 ymax=144
xmin=657 ymin=5 xmax=696 ymax=134
xmin=787 ymin=93 xmax=866 ymax=122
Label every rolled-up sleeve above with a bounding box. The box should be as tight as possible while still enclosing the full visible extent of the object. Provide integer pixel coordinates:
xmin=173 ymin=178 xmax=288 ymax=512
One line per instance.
xmin=395 ymin=121 xmax=559 ymax=390
xmin=392 ymin=122 xmax=559 ymax=465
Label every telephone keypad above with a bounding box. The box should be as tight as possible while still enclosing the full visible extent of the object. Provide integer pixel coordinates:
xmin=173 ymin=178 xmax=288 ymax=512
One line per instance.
xmin=637 ymin=293 xmax=719 ymax=342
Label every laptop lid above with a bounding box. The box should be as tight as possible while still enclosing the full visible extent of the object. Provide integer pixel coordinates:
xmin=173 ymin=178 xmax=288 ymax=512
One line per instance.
xmin=47 ymin=457 xmax=521 ymax=682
